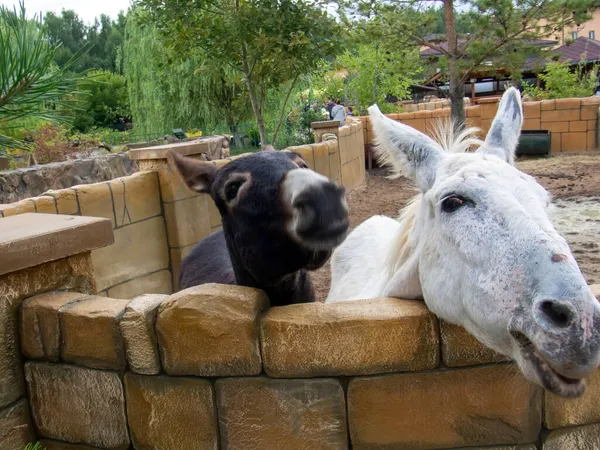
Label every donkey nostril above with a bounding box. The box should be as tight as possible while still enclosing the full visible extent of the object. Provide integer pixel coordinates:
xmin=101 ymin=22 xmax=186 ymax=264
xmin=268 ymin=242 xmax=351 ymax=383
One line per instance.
xmin=539 ymin=300 xmax=575 ymax=329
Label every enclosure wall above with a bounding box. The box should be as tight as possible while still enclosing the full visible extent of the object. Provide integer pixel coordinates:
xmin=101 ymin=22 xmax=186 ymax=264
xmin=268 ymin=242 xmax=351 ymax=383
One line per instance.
xmin=362 ymin=95 xmax=600 ymax=154
xmin=0 ymin=120 xmax=365 ymax=298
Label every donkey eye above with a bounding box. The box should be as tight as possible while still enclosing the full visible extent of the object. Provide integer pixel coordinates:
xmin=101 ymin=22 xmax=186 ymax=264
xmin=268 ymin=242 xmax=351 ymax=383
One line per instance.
xmin=441 ymin=195 xmax=468 ymax=213
xmin=225 ymin=182 xmax=242 ymax=201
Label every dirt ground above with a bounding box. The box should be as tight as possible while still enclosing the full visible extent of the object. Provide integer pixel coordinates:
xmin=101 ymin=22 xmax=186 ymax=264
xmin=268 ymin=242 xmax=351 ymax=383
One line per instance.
xmin=311 ymin=153 xmax=600 ymax=301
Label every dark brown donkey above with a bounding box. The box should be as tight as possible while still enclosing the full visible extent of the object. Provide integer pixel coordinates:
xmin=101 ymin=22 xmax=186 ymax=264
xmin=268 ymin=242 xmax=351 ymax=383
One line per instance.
xmin=168 ymin=149 xmax=350 ymax=306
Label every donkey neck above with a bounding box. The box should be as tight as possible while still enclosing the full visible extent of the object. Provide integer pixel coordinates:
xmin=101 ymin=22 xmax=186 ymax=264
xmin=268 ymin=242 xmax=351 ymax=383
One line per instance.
xmin=382 ymin=194 xmax=424 ymax=299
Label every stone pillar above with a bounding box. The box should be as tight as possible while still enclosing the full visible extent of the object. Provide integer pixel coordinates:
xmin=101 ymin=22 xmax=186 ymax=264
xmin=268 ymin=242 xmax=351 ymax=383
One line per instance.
xmin=128 ymin=138 xmax=226 ymax=292
xmin=311 ymin=120 xmax=341 ymax=143
xmin=0 ymin=213 xmax=113 ymax=449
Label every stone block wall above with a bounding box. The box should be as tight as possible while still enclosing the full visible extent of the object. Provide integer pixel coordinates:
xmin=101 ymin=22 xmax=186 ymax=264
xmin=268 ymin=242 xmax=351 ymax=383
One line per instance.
xmin=0 ymin=129 xmax=366 ymax=298
xmin=12 ymin=283 xmax=600 ymax=449
xmin=362 ymin=96 xmax=600 ymax=154
xmin=399 ymin=97 xmax=472 ymax=113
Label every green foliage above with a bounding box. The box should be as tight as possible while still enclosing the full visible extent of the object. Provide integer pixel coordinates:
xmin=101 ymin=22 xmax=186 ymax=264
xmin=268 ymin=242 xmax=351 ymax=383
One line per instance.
xmin=523 ymin=60 xmax=598 ymax=99
xmin=0 ymin=1 xmax=85 ymax=155
xmin=44 ymin=10 xmax=127 ymax=73
xmin=134 ymin=0 xmax=346 ymax=146
xmin=24 ymin=442 xmax=45 ymax=450
xmin=72 ymin=70 xmax=131 ymax=132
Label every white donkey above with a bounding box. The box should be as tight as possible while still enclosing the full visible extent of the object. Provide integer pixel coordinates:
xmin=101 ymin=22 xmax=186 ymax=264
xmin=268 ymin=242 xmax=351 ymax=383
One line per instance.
xmin=327 ymin=88 xmax=600 ymax=398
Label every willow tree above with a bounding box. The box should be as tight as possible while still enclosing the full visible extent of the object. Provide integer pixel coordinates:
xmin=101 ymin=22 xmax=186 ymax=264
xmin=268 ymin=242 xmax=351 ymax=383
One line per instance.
xmin=134 ymin=0 xmax=345 ymax=148
xmin=123 ymin=8 xmax=250 ymax=137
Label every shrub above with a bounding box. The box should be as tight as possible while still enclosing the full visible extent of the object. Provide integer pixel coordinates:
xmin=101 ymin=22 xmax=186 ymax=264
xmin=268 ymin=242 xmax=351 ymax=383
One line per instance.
xmin=523 ymin=60 xmax=598 ymax=100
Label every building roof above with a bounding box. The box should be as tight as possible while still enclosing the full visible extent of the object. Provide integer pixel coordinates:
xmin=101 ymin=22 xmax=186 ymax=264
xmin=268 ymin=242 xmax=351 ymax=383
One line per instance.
xmin=525 ymin=37 xmax=600 ymax=69
xmin=420 ymin=38 xmax=557 ymax=58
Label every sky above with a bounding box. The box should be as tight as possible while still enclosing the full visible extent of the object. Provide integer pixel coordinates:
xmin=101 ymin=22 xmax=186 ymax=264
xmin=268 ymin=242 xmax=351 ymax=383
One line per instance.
xmin=0 ymin=0 xmax=129 ymax=23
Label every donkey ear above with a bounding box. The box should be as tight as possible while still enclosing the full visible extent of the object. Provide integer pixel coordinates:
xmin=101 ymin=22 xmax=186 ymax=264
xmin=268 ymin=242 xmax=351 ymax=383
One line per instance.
xmin=477 ymin=87 xmax=523 ymax=165
xmin=368 ymin=104 xmax=444 ymax=192
xmin=167 ymin=150 xmax=218 ymax=193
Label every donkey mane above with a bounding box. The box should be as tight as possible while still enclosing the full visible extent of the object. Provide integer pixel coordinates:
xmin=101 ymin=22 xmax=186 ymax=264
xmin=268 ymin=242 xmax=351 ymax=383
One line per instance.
xmin=379 ymin=119 xmax=484 ymax=275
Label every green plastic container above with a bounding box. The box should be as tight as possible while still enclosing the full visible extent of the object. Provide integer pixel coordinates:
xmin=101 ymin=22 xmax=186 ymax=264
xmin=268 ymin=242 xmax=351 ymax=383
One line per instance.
xmin=516 ymin=130 xmax=551 ymax=157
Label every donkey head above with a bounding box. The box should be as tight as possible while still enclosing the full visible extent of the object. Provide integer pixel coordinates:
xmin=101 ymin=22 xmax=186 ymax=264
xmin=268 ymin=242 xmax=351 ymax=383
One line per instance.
xmin=370 ymin=87 xmax=600 ymax=397
xmin=168 ymin=149 xmax=349 ymax=287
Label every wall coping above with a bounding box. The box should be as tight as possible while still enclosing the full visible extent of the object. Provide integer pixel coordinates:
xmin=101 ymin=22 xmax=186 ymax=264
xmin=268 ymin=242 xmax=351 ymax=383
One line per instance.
xmin=311 ymin=120 xmax=341 ymax=129
xmin=0 ymin=213 xmax=114 ymax=276
xmin=128 ymin=136 xmax=223 ymax=161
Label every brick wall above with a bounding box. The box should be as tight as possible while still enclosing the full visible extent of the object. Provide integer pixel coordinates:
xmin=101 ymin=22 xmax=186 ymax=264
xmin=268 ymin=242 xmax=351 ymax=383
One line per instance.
xmin=13 ymin=283 xmax=600 ymax=449
xmin=0 ymin=127 xmax=366 ymax=298
xmin=362 ymin=96 xmax=600 ymax=154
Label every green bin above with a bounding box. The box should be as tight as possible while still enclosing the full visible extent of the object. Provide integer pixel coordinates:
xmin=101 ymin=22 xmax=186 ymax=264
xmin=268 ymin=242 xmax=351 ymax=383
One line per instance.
xmin=516 ymin=130 xmax=551 ymax=157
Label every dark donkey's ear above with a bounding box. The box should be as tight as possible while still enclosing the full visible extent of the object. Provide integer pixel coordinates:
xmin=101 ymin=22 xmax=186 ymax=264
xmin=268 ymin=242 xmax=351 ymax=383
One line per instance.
xmin=167 ymin=150 xmax=218 ymax=193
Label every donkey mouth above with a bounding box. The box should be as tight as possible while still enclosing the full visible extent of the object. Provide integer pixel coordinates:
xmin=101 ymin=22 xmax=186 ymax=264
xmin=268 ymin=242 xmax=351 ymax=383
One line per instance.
xmin=511 ymin=331 xmax=585 ymax=398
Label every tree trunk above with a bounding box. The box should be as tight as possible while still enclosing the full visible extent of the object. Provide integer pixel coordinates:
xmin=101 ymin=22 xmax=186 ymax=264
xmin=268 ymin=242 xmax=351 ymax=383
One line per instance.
xmin=444 ymin=0 xmax=466 ymax=130
xmin=242 ymin=67 xmax=268 ymax=148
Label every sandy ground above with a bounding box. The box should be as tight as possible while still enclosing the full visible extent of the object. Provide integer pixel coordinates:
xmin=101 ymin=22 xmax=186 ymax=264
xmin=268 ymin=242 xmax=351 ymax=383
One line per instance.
xmin=311 ymin=153 xmax=600 ymax=301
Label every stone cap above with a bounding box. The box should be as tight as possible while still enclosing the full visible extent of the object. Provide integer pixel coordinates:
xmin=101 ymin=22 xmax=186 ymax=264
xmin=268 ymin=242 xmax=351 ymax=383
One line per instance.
xmin=311 ymin=120 xmax=341 ymax=129
xmin=0 ymin=213 xmax=114 ymax=276
xmin=128 ymin=136 xmax=224 ymax=161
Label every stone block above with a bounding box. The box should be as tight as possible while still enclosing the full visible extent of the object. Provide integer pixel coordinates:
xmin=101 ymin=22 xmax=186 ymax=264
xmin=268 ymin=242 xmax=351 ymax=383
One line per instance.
xmin=60 ymin=295 xmax=129 ymax=370
xmin=106 ymin=269 xmax=172 ymax=299
xmin=120 ymin=294 xmax=168 ymax=375
xmin=39 ymin=440 xmax=101 ymax=450
xmin=451 ymin=446 xmax=536 ymax=450
xmin=10 ymin=199 xmax=36 ymax=214
xmin=216 ymin=377 xmax=347 ymax=450
xmin=523 ymin=101 xmax=541 ymax=119
xmin=157 ymin=284 xmax=268 ymax=376
xmin=440 ymin=320 xmax=509 ymax=367
xmin=261 ymin=298 xmax=439 ymax=377
xmin=313 ymin=143 xmax=330 ymax=178
xmin=397 ymin=112 xmax=415 ymax=120
xmin=522 ymin=118 xmax=540 ymax=130
xmin=20 ymin=291 xmax=89 ymax=361
xmin=113 ymin=172 xmax=161 ymax=225
xmin=570 ymin=120 xmax=588 ymax=132
xmin=587 ymin=130 xmax=597 ymax=151
xmin=48 ymin=189 xmax=79 ymax=215
xmin=555 ymin=98 xmax=581 ymax=110
xmin=34 ymin=196 xmax=58 ymax=214
xmin=551 ymin=132 xmax=562 ymax=152
xmin=481 ymin=102 xmax=499 ymax=119
xmin=348 ymin=365 xmax=541 ymax=449
xmin=540 ymin=122 xmax=569 ymax=133
xmin=414 ymin=110 xmax=433 ymax=119
xmin=581 ymin=96 xmax=600 ymax=105
xmin=0 ymin=399 xmax=34 ymax=450
xmin=561 ymin=132 xmax=587 ymax=152
xmin=125 ymin=373 xmax=217 ymax=450
xmin=581 ymin=104 xmax=598 ymax=120
xmin=544 ymin=368 xmax=600 ymax=429
xmin=25 ymin=362 xmax=129 ymax=449
xmin=541 ymin=99 xmax=555 ymax=111
xmin=339 ymin=134 xmax=349 ymax=165
xmin=329 ymin=148 xmax=341 ymax=182
xmin=541 ymin=109 xmax=579 ymax=122
xmin=480 ymin=118 xmax=493 ymax=134
xmin=466 ymin=118 xmax=482 ymax=129
xmin=543 ymin=423 xmax=600 ymax=450
xmin=74 ymin=182 xmax=115 ymax=226
xmin=466 ymin=106 xmax=481 ymax=117
xmin=157 ymin=163 xmax=202 ymax=203
xmin=164 ymin=195 xmax=211 ymax=248
xmin=0 ymin=254 xmax=94 ymax=408
xmin=587 ymin=119 xmax=597 ymax=130
xmin=92 ymin=216 xmax=169 ymax=292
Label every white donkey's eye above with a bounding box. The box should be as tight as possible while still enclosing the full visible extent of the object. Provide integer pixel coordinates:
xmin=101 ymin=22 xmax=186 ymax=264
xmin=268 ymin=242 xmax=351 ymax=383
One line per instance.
xmin=441 ymin=195 xmax=469 ymax=213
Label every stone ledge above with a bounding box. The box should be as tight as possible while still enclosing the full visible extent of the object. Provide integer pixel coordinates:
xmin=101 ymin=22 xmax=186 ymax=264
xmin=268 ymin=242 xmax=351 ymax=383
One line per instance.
xmin=127 ymin=136 xmax=223 ymax=161
xmin=311 ymin=120 xmax=341 ymax=129
xmin=0 ymin=213 xmax=114 ymax=276
xmin=261 ymin=298 xmax=439 ymax=377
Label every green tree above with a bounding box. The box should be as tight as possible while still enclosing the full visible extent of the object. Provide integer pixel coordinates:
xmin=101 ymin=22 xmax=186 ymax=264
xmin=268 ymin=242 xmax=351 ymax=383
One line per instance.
xmin=135 ymin=0 xmax=346 ymax=147
xmin=523 ymin=60 xmax=598 ymax=99
xmin=123 ymin=10 xmax=251 ymax=137
xmin=72 ymin=70 xmax=131 ymax=131
xmin=0 ymin=1 xmax=83 ymax=155
xmin=353 ymin=0 xmax=595 ymax=127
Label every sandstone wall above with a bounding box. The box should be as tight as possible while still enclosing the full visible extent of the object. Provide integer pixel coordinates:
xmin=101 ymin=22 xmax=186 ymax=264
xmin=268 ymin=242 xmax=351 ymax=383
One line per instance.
xmin=362 ymin=96 xmax=600 ymax=154
xmin=12 ymin=283 xmax=600 ymax=450
xmin=0 ymin=153 xmax=138 ymax=204
xmin=0 ymin=124 xmax=366 ymax=298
